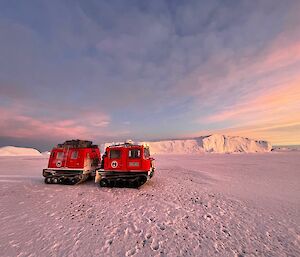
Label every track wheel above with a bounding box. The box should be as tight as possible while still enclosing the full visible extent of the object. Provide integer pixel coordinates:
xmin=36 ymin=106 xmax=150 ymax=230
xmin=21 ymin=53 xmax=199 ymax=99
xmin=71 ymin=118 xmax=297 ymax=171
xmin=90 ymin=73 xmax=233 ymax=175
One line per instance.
xmin=71 ymin=178 xmax=77 ymax=185
xmin=130 ymin=179 xmax=139 ymax=188
xmin=139 ymin=176 xmax=147 ymax=187
xmin=45 ymin=178 xmax=52 ymax=184
xmin=108 ymin=179 xmax=116 ymax=187
xmin=100 ymin=178 xmax=109 ymax=187
xmin=116 ymin=179 xmax=124 ymax=188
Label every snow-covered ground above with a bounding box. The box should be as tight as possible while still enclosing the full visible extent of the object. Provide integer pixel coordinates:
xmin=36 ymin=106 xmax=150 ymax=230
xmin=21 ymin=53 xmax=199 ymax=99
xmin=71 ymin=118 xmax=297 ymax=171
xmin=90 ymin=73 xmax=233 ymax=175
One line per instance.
xmin=0 ymin=153 xmax=299 ymax=257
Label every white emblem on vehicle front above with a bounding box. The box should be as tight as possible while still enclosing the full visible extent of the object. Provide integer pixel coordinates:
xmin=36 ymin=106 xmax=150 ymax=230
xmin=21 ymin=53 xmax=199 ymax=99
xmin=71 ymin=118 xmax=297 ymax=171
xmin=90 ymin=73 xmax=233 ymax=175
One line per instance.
xmin=111 ymin=161 xmax=118 ymax=168
xmin=56 ymin=160 xmax=62 ymax=168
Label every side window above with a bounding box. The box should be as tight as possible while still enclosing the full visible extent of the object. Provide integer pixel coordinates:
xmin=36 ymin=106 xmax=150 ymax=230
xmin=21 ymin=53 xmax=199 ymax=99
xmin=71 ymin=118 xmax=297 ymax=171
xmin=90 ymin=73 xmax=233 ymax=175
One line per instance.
xmin=110 ymin=150 xmax=121 ymax=159
xmin=144 ymin=148 xmax=150 ymax=158
xmin=129 ymin=149 xmax=141 ymax=158
xmin=56 ymin=152 xmax=64 ymax=159
xmin=71 ymin=151 xmax=78 ymax=159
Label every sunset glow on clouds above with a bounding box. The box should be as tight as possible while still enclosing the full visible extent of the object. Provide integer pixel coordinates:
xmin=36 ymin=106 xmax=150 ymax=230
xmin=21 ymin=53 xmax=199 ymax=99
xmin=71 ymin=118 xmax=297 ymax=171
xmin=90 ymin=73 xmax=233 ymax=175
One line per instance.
xmin=0 ymin=106 xmax=113 ymax=139
xmin=194 ymin=37 xmax=300 ymax=145
xmin=0 ymin=0 xmax=300 ymax=149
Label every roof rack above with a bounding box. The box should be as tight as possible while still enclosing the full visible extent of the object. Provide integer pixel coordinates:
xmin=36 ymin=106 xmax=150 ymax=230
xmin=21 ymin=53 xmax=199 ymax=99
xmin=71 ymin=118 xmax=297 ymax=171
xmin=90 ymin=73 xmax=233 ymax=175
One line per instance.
xmin=57 ymin=139 xmax=98 ymax=148
xmin=109 ymin=141 xmax=141 ymax=148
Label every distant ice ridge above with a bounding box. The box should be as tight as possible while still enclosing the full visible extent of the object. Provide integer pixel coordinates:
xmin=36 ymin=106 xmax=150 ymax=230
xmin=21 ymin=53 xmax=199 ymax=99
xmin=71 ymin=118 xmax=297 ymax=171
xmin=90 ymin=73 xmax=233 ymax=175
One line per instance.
xmin=0 ymin=146 xmax=42 ymax=156
xmin=272 ymin=145 xmax=300 ymax=152
xmin=141 ymin=134 xmax=272 ymax=154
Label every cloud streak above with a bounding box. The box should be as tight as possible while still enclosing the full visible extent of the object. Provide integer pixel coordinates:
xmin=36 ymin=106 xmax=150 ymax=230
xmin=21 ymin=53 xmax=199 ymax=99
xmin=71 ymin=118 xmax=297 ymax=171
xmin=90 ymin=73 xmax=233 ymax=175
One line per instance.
xmin=0 ymin=106 xmax=114 ymax=140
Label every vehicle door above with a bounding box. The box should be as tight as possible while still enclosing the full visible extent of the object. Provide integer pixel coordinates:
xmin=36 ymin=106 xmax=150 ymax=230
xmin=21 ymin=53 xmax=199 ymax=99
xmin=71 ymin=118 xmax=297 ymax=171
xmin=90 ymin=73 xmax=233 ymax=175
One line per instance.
xmin=127 ymin=147 xmax=142 ymax=171
xmin=108 ymin=148 xmax=123 ymax=170
xmin=53 ymin=149 xmax=65 ymax=168
xmin=68 ymin=149 xmax=80 ymax=169
xmin=62 ymin=146 xmax=71 ymax=168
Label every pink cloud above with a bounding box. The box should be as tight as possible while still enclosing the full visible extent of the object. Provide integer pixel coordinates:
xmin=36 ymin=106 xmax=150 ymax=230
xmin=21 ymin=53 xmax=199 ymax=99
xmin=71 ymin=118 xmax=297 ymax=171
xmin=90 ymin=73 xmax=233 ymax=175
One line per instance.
xmin=0 ymin=107 xmax=89 ymax=139
xmin=173 ymin=25 xmax=300 ymax=111
xmin=0 ymin=106 xmax=128 ymax=141
xmin=194 ymin=78 xmax=300 ymax=145
xmin=203 ymin=78 xmax=300 ymax=125
xmin=188 ymin=30 xmax=300 ymax=145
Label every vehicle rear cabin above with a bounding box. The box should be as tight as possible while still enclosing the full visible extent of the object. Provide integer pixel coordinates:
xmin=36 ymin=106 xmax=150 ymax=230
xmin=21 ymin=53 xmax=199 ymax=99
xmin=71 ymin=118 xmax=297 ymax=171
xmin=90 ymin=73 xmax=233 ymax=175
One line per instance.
xmin=43 ymin=140 xmax=101 ymax=185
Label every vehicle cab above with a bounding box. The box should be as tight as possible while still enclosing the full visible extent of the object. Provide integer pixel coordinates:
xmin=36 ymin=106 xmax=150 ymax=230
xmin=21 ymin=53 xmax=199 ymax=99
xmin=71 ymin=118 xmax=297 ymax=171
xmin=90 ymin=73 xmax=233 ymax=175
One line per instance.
xmin=96 ymin=142 xmax=155 ymax=187
xmin=104 ymin=144 xmax=153 ymax=172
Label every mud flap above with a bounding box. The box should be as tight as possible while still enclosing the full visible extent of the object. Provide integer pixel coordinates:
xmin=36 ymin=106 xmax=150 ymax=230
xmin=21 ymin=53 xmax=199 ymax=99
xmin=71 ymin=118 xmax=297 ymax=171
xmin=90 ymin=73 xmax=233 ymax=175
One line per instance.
xmin=95 ymin=170 xmax=101 ymax=183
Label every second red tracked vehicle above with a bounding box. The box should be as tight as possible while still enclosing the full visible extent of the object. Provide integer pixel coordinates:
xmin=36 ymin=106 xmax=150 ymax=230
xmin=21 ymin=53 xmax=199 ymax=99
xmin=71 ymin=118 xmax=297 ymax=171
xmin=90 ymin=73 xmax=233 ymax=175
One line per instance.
xmin=43 ymin=140 xmax=101 ymax=185
xmin=95 ymin=142 xmax=155 ymax=188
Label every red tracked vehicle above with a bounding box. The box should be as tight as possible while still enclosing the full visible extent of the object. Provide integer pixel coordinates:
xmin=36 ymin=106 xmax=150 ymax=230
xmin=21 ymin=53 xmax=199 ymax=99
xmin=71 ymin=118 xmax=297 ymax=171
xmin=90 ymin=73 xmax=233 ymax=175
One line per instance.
xmin=43 ymin=140 xmax=101 ymax=185
xmin=95 ymin=142 xmax=155 ymax=188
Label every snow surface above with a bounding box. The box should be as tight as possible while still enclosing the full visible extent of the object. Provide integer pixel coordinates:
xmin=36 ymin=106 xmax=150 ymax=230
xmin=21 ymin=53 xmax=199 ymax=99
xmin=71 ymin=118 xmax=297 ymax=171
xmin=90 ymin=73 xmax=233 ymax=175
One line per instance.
xmin=0 ymin=152 xmax=299 ymax=257
xmin=0 ymin=146 xmax=42 ymax=156
xmin=141 ymin=134 xmax=272 ymax=154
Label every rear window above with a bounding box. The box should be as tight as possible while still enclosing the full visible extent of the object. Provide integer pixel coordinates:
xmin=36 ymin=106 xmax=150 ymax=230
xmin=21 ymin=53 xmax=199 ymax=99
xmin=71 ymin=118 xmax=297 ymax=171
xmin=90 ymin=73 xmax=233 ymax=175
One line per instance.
xmin=129 ymin=149 xmax=141 ymax=158
xmin=56 ymin=152 xmax=64 ymax=159
xmin=110 ymin=149 xmax=121 ymax=159
xmin=71 ymin=151 xmax=78 ymax=159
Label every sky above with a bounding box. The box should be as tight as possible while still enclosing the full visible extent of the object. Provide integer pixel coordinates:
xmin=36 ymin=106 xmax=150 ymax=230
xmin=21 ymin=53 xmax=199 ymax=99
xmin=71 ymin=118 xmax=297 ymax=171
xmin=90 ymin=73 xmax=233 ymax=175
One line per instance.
xmin=0 ymin=0 xmax=300 ymax=150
